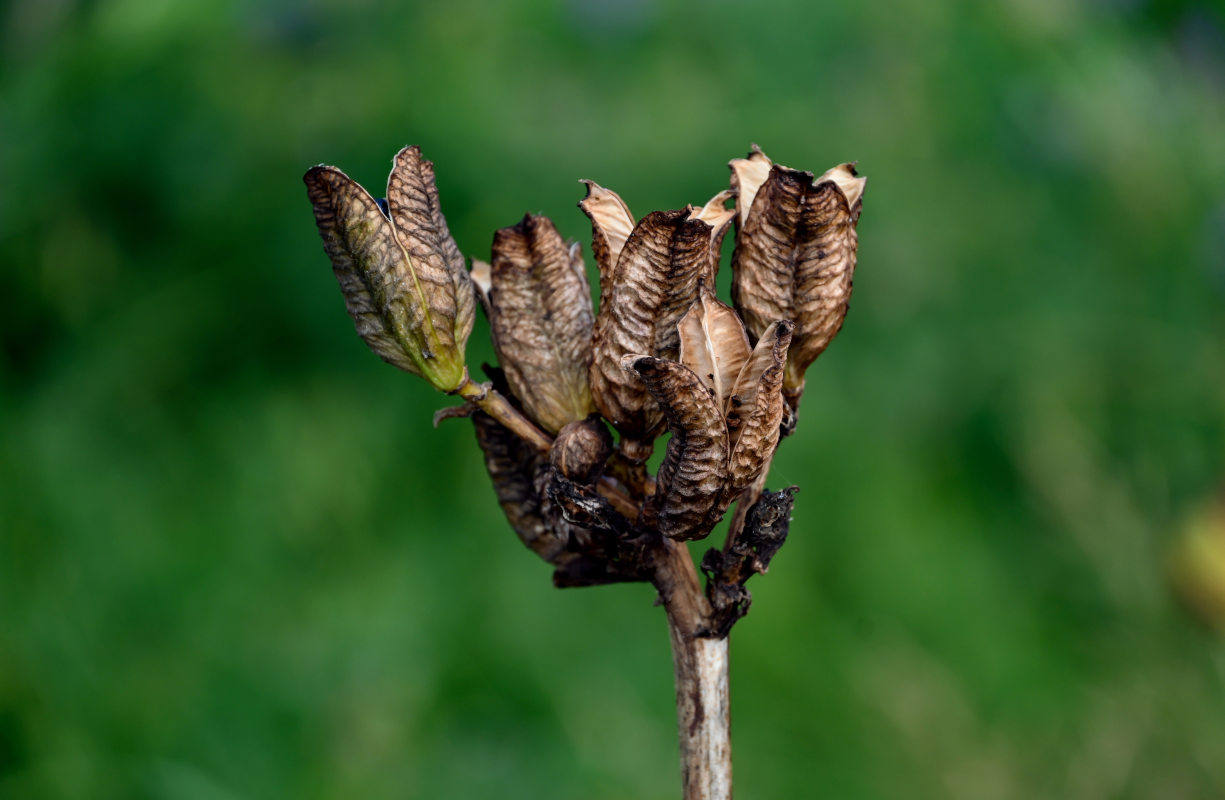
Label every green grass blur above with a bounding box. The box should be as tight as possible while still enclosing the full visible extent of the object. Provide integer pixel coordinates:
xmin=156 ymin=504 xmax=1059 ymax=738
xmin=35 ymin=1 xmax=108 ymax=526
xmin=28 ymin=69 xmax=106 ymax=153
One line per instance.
xmin=3 ymin=0 xmax=1225 ymax=797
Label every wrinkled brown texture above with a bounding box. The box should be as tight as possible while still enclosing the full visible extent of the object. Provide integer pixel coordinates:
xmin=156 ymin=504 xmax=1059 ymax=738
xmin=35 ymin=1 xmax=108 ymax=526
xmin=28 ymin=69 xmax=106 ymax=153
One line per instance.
xmin=626 ymin=356 xmax=729 ymax=541
xmin=549 ymin=415 xmax=613 ymax=485
xmin=304 ymin=146 xmax=475 ymax=389
xmin=472 ymin=412 xmax=567 ymax=562
xmin=678 ymin=284 xmax=751 ymax=412
xmin=488 ymin=214 xmax=595 ymax=432
xmin=724 ymin=321 xmax=792 ymax=497
xmin=589 ymin=203 xmax=729 ymax=442
xmin=729 ymin=147 xmax=865 ymax=396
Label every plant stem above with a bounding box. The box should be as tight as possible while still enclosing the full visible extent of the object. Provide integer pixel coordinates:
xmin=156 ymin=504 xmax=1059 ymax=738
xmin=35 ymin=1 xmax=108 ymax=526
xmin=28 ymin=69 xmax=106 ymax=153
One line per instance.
xmin=655 ymin=541 xmax=733 ymax=800
xmin=453 ymin=374 xmax=553 ymax=453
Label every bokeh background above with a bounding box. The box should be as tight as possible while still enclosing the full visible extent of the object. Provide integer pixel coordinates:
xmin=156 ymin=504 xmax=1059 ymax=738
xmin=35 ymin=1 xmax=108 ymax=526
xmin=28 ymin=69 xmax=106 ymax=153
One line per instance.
xmin=4 ymin=0 xmax=1225 ymax=797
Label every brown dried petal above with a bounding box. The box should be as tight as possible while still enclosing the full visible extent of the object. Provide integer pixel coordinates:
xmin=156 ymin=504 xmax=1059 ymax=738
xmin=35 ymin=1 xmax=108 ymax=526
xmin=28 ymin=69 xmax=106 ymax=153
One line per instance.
xmin=472 ymin=412 xmax=567 ymax=562
xmin=725 ymin=321 xmax=792 ymax=497
xmin=590 ymin=208 xmax=725 ymax=441
xmin=677 ymin=283 xmax=751 ymax=411
xmin=623 ymin=355 xmax=729 ymax=541
xmin=304 ymin=152 xmax=472 ymax=391
xmin=730 ymin=159 xmax=865 ymax=394
xmin=489 ymin=214 xmax=595 ymax=433
xmin=578 ymin=180 xmax=635 ymax=310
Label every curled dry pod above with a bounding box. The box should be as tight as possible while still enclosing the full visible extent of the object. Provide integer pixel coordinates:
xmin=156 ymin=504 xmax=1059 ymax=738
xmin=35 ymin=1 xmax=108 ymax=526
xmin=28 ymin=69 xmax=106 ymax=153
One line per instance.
xmin=488 ymin=214 xmax=595 ymax=433
xmin=587 ymin=192 xmax=736 ymax=445
xmin=623 ymin=355 xmax=729 ymax=541
xmin=304 ymin=146 xmax=476 ymax=391
xmin=472 ymin=412 xmax=568 ymax=563
xmin=729 ymin=146 xmax=866 ymax=400
xmin=724 ymin=320 xmax=793 ymax=497
xmin=549 ymin=415 xmax=614 ymax=485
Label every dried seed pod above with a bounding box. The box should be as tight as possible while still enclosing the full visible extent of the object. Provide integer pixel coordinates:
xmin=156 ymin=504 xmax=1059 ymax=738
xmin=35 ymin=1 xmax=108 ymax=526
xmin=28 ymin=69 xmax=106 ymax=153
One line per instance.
xmin=729 ymin=146 xmax=866 ymax=399
xmin=623 ymin=355 xmax=729 ymax=541
xmin=304 ymin=146 xmax=476 ymax=391
xmin=589 ymin=200 xmax=732 ymax=443
xmin=578 ymin=180 xmax=635 ymax=309
xmin=678 ymin=283 xmax=752 ymax=412
xmin=488 ymin=214 xmax=595 ymax=433
xmin=549 ymin=415 xmax=614 ymax=485
xmin=472 ymin=412 xmax=567 ymax=562
xmin=724 ymin=321 xmax=792 ymax=496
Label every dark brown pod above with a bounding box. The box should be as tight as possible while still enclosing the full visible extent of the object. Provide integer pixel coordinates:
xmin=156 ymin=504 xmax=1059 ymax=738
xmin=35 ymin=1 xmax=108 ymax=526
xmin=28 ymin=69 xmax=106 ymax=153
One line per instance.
xmin=623 ymin=355 xmax=729 ymax=541
xmin=729 ymin=146 xmax=865 ymax=398
xmin=472 ymin=412 xmax=567 ymax=562
xmin=589 ymin=197 xmax=733 ymax=444
xmin=549 ymin=415 xmax=614 ymax=485
xmin=488 ymin=214 xmax=595 ymax=433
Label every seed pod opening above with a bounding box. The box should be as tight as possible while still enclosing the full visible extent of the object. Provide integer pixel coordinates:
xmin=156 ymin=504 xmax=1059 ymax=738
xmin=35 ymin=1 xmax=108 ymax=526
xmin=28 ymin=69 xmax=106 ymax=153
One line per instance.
xmin=487 ymin=213 xmax=595 ymax=433
xmin=304 ymin=145 xmax=476 ymax=392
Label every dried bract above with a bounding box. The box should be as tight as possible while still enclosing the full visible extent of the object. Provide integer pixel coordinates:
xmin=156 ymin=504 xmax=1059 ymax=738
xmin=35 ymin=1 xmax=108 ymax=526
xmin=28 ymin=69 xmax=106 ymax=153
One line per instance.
xmin=624 ymin=355 xmax=729 ymax=541
xmin=729 ymin=146 xmax=866 ymax=403
xmin=304 ymin=146 xmax=476 ymax=391
xmin=488 ymin=214 xmax=595 ymax=433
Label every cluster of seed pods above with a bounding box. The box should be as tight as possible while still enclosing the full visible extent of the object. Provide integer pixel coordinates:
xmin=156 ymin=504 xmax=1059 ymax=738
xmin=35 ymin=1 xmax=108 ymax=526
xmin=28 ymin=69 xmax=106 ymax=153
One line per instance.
xmin=304 ymin=144 xmax=865 ymax=611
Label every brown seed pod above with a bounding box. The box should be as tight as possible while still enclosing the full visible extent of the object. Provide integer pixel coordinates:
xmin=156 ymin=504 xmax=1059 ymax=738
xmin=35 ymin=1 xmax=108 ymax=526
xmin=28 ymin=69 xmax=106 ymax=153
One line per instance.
xmin=549 ymin=415 xmax=614 ymax=485
xmin=472 ymin=411 xmax=567 ymax=562
xmin=677 ymin=283 xmax=752 ymax=412
xmin=623 ymin=355 xmax=729 ymax=541
xmin=729 ymin=146 xmax=866 ymax=399
xmin=303 ymin=146 xmax=475 ymax=391
xmin=724 ymin=320 xmax=792 ymax=497
xmin=488 ymin=214 xmax=595 ymax=433
xmin=589 ymin=198 xmax=734 ymax=444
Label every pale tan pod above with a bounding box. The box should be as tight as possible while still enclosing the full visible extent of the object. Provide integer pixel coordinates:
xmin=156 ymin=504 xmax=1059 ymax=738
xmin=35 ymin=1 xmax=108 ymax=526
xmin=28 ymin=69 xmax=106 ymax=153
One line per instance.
xmin=623 ymin=355 xmax=729 ymax=541
xmin=578 ymin=180 xmax=635 ymax=310
xmin=677 ymin=283 xmax=751 ymax=411
xmin=725 ymin=321 xmax=793 ymax=497
xmin=488 ymin=214 xmax=595 ymax=434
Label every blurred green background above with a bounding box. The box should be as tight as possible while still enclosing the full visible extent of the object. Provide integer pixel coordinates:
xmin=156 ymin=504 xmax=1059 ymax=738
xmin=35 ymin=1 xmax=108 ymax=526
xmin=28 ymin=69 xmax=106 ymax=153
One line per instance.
xmin=4 ymin=0 xmax=1225 ymax=797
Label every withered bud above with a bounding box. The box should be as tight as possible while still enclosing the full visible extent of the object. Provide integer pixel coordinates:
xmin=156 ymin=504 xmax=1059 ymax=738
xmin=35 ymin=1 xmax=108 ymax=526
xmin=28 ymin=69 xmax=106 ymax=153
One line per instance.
xmin=729 ymin=145 xmax=866 ymax=404
xmin=587 ymin=187 xmax=736 ymax=445
xmin=487 ymin=214 xmax=595 ymax=433
xmin=623 ymin=355 xmax=729 ymax=541
xmin=304 ymin=146 xmax=476 ymax=392
xmin=549 ymin=415 xmax=614 ymax=485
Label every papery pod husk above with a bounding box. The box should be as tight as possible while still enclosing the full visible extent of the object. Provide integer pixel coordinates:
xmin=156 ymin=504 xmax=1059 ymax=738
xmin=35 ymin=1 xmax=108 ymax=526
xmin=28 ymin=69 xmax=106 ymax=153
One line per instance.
xmin=472 ymin=411 xmax=568 ymax=563
xmin=677 ymin=283 xmax=752 ymax=412
xmin=724 ymin=320 xmax=793 ymax=498
xmin=729 ymin=150 xmax=865 ymax=398
xmin=624 ymin=355 xmax=729 ymax=541
xmin=729 ymin=144 xmax=774 ymax=229
xmin=578 ymin=180 xmax=635 ymax=311
xmin=488 ymin=214 xmax=595 ymax=433
xmin=304 ymin=146 xmax=475 ymax=391
xmin=589 ymin=208 xmax=727 ymax=443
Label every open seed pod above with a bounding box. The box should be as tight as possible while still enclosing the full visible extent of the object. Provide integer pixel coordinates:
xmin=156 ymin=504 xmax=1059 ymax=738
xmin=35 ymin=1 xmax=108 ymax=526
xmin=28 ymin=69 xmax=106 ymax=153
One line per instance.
xmin=582 ymin=182 xmax=736 ymax=450
xmin=485 ymin=214 xmax=595 ymax=433
xmin=729 ymin=145 xmax=865 ymax=410
xmin=304 ymin=146 xmax=476 ymax=392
